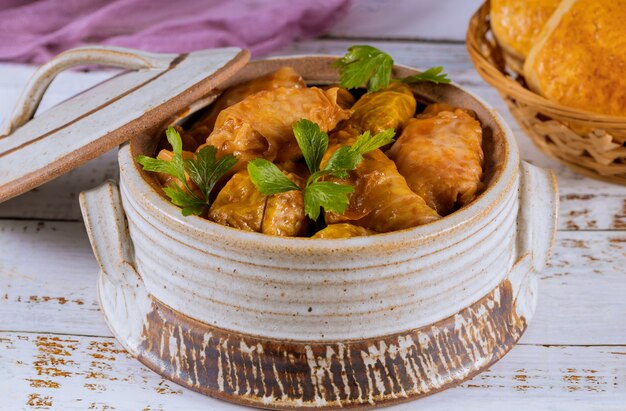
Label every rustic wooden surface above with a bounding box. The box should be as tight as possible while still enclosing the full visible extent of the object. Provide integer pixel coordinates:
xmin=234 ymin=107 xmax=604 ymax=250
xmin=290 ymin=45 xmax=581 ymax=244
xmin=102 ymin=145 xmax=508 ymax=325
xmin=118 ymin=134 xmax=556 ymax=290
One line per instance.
xmin=1 ymin=38 xmax=625 ymax=410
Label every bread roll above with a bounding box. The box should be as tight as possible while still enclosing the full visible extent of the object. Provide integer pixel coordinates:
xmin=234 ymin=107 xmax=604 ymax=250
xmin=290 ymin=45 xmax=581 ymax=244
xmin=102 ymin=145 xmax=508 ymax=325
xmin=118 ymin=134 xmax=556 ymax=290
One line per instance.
xmin=524 ymin=0 xmax=626 ymax=116
xmin=491 ymin=0 xmax=560 ymax=60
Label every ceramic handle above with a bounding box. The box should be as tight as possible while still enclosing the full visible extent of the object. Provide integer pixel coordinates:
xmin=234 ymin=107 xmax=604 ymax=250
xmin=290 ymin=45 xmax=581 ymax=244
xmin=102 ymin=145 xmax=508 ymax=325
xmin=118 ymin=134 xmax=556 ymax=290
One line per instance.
xmin=79 ymin=180 xmax=140 ymax=286
xmin=505 ymin=161 xmax=557 ymax=318
xmin=2 ymin=46 xmax=171 ymax=136
xmin=517 ymin=161 xmax=558 ymax=273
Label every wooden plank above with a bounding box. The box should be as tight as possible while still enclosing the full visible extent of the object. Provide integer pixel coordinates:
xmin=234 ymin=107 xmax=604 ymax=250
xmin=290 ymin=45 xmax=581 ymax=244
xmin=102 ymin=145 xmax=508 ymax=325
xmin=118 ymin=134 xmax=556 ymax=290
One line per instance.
xmin=0 ymin=220 xmax=110 ymax=337
xmin=327 ymin=0 xmax=484 ymax=42
xmin=1 ymin=220 xmax=625 ymax=345
xmin=0 ymin=332 xmax=234 ymax=411
xmin=1 ymin=332 xmax=624 ymax=410
xmin=0 ymin=150 xmax=119 ymax=221
xmin=522 ymin=231 xmax=626 ymax=345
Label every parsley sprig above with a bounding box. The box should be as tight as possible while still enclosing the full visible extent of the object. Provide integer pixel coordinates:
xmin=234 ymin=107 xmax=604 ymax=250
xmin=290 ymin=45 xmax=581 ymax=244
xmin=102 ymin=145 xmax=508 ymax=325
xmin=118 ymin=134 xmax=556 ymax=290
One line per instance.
xmin=332 ymin=45 xmax=394 ymax=93
xmin=136 ymin=127 xmax=237 ymax=216
xmin=400 ymin=66 xmax=450 ymax=85
xmin=333 ymin=45 xmax=451 ymax=92
xmin=248 ymin=119 xmax=395 ymax=220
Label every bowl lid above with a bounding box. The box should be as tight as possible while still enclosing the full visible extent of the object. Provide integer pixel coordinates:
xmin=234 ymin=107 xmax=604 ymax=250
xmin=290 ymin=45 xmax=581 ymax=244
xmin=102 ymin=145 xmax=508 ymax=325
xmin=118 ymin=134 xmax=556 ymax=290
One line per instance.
xmin=0 ymin=45 xmax=250 ymax=203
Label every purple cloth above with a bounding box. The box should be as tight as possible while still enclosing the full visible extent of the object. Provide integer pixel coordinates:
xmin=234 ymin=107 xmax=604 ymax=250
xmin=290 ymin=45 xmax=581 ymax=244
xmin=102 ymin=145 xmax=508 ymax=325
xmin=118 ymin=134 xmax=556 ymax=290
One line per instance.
xmin=0 ymin=0 xmax=349 ymax=63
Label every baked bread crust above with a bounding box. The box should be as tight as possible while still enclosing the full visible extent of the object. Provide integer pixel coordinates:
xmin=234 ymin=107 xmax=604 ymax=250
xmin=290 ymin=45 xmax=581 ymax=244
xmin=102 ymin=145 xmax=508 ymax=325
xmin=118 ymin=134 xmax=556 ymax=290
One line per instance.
xmin=491 ymin=0 xmax=560 ymax=60
xmin=524 ymin=0 xmax=626 ymax=116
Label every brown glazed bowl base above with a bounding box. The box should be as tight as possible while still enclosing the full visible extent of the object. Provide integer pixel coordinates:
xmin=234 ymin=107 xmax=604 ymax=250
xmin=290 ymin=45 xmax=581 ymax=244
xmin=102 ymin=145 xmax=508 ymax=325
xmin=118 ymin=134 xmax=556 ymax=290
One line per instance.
xmin=97 ymin=267 xmax=536 ymax=410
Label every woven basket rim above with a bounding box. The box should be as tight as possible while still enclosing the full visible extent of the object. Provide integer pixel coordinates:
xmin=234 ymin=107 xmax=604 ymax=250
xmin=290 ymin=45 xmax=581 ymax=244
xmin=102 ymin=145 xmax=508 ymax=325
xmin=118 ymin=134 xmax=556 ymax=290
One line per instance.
xmin=466 ymin=1 xmax=626 ymax=127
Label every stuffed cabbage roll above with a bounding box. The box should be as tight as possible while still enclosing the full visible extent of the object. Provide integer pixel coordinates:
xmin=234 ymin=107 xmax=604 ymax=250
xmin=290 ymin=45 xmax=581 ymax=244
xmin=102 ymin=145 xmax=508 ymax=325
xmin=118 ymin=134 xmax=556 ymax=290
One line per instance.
xmin=208 ymin=170 xmax=266 ymax=232
xmin=203 ymin=86 xmax=350 ymax=171
xmin=188 ymin=67 xmax=306 ymax=143
xmin=311 ymin=224 xmax=376 ymax=239
xmin=387 ymin=103 xmax=484 ymax=216
xmin=263 ymin=185 xmax=308 ymax=237
xmin=323 ymin=137 xmax=440 ymax=233
xmin=323 ymin=85 xmax=355 ymax=109
xmin=263 ymin=162 xmax=309 ymax=236
xmin=344 ymin=82 xmax=416 ymax=135
xmin=208 ymin=169 xmax=308 ymax=236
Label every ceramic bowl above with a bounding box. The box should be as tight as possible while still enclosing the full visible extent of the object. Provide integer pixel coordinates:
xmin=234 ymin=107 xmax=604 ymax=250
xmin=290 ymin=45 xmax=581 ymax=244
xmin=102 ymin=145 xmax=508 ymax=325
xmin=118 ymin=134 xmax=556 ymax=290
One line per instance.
xmin=79 ymin=56 xmax=558 ymax=409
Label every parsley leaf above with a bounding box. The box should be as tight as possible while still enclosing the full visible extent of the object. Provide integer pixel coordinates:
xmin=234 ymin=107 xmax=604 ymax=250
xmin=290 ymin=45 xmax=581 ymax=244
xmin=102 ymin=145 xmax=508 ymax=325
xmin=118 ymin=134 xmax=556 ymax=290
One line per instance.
xmin=332 ymin=45 xmax=394 ymax=92
xmin=321 ymin=146 xmax=358 ymax=179
xmin=166 ymin=126 xmax=183 ymax=154
xmin=162 ymin=185 xmax=206 ymax=216
xmin=248 ymin=159 xmax=301 ymax=195
xmin=400 ymin=66 xmax=451 ymax=85
xmin=186 ymin=145 xmax=237 ymax=199
xmin=293 ymin=119 xmax=328 ymax=174
xmin=135 ymin=155 xmax=185 ymax=182
xmin=334 ymin=45 xmax=451 ymax=92
xmin=136 ymin=127 xmax=237 ymax=216
xmin=304 ymin=182 xmax=354 ymax=221
xmin=136 ymin=127 xmax=187 ymax=183
xmin=350 ymin=128 xmax=396 ymax=154
xmin=322 ymin=129 xmax=396 ymax=178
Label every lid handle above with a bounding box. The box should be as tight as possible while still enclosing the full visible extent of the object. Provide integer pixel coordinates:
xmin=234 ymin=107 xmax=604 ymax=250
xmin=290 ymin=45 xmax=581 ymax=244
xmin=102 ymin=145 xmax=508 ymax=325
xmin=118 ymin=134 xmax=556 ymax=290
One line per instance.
xmin=2 ymin=46 xmax=172 ymax=136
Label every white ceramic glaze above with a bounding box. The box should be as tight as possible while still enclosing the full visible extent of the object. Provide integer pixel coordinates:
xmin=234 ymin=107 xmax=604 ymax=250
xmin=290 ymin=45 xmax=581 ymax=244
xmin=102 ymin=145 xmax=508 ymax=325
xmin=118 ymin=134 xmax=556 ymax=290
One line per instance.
xmin=0 ymin=45 xmax=249 ymax=202
xmin=77 ymin=57 xmax=558 ymax=341
xmin=113 ymin=149 xmax=553 ymax=342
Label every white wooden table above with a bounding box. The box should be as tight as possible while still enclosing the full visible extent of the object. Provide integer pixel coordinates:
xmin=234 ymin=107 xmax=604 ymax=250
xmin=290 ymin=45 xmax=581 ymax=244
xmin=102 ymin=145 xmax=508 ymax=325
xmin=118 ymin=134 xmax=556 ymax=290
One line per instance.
xmin=1 ymin=38 xmax=625 ymax=410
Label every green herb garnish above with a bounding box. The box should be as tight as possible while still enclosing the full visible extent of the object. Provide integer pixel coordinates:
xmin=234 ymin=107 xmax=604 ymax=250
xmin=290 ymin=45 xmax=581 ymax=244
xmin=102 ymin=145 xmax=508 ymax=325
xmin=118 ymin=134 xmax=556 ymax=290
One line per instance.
xmin=247 ymin=159 xmax=301 ymax=195
xmin=333 ymin=45 xmax=395 ymax=92
xmin=400 ymin=66 xmax=450 ymax=85
xmin=248 ymin=119 xmax=395 ymax=220
xmin=303 ymin=182 xmax=355 ymax=221
xmin=136 ymin=127 xmax=237 ymax=216
xmin=333 ymin=45 xmax=451 ymax=92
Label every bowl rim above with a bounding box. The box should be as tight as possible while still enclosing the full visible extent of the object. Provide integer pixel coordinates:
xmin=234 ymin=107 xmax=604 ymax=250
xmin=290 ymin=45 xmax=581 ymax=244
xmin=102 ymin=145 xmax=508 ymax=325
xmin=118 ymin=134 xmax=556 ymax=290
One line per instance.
xmin=119 ymin=55 xmax=520 ymax=251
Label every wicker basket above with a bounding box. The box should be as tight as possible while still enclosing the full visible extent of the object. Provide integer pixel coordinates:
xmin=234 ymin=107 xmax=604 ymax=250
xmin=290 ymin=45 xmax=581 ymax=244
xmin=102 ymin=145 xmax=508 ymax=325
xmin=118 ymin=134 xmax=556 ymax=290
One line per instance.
xmin=467 ymin=1 xmax=626 ymax=184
